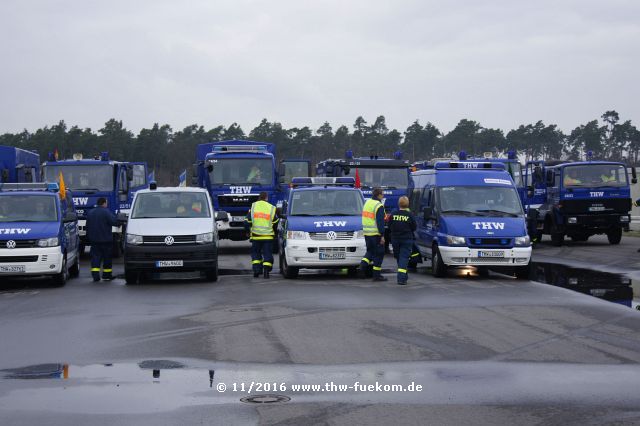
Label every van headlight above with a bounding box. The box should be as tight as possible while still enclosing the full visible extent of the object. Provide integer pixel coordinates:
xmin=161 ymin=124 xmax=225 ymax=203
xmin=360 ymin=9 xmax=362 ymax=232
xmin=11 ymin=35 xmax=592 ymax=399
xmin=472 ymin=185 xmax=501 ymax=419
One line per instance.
xmin=515 ymin=236 xmax=531 ymax=246
xmin=196 ymin=232 xmax=214 ymax=244
xmin=37 ymin=237 xmax=59 ymax=247
xmin=445 ymin=235 xmax=466 ymax=246
xmin=126 ymin=234 xmax=143 ymax=245
xmin=287 ymin=230 xmax=307 ymax=240
xmin=355 ymin=230 xmax=364 ymax=238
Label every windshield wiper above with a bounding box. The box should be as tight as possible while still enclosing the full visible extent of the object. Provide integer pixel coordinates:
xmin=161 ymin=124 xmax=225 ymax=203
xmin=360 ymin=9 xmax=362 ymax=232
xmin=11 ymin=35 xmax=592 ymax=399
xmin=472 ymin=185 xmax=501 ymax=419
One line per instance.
xmin=290 ymin=213 xmax=315 ymax=216
xmin=475 ymin=209 xmax=520 ymax=217
xmin=71 ymin=187 xmax=101 ymax=192
xmin=440 ymin=209 xmax=480 ymax=216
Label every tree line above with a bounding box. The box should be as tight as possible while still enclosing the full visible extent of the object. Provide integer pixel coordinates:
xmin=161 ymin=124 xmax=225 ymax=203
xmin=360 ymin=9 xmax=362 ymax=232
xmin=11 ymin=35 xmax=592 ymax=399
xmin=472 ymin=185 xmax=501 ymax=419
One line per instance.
xmin=1 ymin=110 xmax=638 ymax=185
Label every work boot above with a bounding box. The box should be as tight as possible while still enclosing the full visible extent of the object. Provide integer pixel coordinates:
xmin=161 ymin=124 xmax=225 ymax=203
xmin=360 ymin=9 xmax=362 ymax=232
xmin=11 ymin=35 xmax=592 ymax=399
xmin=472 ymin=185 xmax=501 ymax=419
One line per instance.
xmin=92 ymin=272 xmax=100 ymax=282
xmin=253 ymin=271 xmax=260 ymax=278
xmin=372 ymin=275 xmax=388 ymax=282
xmin=263 ymin=269 xmax=270 ymax=279
xmin=397 ymin=281 xmax=407 ymax=286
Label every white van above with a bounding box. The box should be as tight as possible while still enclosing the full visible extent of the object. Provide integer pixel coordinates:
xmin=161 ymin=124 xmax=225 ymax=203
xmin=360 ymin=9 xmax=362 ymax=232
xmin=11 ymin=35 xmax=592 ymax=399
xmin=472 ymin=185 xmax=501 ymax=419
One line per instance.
xmin=123 ymin=186 xmax=219 ymax=284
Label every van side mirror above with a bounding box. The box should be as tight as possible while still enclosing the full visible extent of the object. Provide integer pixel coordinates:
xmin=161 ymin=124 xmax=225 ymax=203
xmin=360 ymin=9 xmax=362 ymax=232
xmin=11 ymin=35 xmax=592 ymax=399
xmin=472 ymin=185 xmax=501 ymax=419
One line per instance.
xmin=342 ymin=166 xmax=351 ymax=175
xmin=63 ymin=211 xmax=78 ymax=223
xmin=126 ymin=166 xmax=133 ymax=181
xmin=527 ymin=186 xmax=534 ymax=198
xmin=423 ymin=206 xmax=433 ymax=220
xmin=534 ymin=166 xmax=543 ymax=183
xmin=117 ymin=212 xmax=128 ymax=223
xmin=281 ymin=200 xmax=288 ymax=217
xmin=1 ymin=169 xmax=8 ymax=182
xmin=215 ymin=211 xmax=229 ymax=222
xmin=206 ymin=164 xmax=213 ymax=173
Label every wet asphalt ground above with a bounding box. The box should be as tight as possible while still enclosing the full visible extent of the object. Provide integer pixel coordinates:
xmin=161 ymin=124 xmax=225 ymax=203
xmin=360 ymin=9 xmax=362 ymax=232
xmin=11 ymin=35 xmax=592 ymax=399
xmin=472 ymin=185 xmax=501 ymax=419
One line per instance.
xmin=1 ymin=236 xmax=640 ymax=425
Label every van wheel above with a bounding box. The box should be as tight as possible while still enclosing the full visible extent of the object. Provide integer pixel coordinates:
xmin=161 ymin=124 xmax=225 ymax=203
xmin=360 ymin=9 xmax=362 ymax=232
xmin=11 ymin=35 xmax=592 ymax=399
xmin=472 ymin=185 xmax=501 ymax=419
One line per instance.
xmin=477 ymin=266 xmax=490 ymax=277
xmin=514 ymin=264 xmax=531 ymax=280
xmin=607 ymin=227 xmax=622 ymax=245
xmin=550 ymin=226 xmax=564 ymax=246
xmin=280 ymin=252 xmax=299 ymax=279
xmin=69 ymin=255 xmax=80 ymax=278
xmin=52 ymin=256 xmax=68 ymax=287
xmin=125 ymin=269 xmax=138 ymax=285
xmin=431 ymin=246 xmax=447 ymax=278
xmin=205 ymin=262 xmax=218 ymax=282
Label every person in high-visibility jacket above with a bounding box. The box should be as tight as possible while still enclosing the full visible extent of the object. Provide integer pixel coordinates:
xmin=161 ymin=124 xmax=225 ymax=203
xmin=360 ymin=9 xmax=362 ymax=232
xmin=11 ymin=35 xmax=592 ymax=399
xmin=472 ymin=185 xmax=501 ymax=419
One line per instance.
xmin=360 ymin=187 xmax=387 ymax=281
xmin=245 ymin=191 xmax=279 ymax=278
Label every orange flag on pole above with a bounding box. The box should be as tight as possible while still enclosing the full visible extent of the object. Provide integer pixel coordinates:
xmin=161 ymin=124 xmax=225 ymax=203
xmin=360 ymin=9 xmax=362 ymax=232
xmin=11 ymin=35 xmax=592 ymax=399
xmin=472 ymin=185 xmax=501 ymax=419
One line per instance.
xmin=354 ymin=168 xmax=361 ymax=189
xmin=58 ymin=172 xmax=66 ymax=199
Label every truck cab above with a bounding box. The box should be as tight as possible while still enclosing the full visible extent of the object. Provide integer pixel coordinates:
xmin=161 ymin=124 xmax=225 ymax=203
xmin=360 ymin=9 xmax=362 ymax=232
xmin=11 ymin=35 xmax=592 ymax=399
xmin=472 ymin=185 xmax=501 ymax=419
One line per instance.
xmin=278 ymin=177 xmax=366 ymax=278
xmin=41 ymin=152 xmax=148 ymax=256
xmin=532 ymin=160 xmax=635 ymax=245
xmin=0 ymin=146 xmax=40 ymax=183
xmin=410 ymin=161 xmax=532 ymax=278
xmin=0 ymin=182 xmax=80 ymax=286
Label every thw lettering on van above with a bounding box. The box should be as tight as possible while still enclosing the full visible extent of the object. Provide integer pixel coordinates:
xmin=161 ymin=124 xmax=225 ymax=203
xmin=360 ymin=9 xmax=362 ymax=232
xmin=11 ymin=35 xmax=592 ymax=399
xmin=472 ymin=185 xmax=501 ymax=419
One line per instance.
xmin=590 ymin=192 xmax=604 ymax=197
xmin=314 ymin=221 xmax=347 ymax=228
xmin=230 ymin=186 xmax=252 ymax=194
xmin=472 ymin=222 xmax=505 ymax=230
xmin=73 ymin=197 xmax=89 ymax=206
xmin=0 ymin=228 xmax=31 ymax=235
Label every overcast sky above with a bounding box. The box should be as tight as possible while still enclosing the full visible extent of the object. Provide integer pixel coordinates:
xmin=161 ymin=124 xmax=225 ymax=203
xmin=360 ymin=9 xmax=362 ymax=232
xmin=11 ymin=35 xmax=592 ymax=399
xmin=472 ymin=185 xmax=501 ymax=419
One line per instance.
xmin=1 ymin=0 xmax=639 ymax=136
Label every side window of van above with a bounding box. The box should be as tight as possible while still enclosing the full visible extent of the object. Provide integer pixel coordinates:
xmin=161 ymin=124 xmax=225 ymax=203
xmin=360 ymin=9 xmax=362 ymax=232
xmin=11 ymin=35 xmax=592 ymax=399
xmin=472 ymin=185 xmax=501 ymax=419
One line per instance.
xmin=409 ymin=189 xmax=422 ymax=213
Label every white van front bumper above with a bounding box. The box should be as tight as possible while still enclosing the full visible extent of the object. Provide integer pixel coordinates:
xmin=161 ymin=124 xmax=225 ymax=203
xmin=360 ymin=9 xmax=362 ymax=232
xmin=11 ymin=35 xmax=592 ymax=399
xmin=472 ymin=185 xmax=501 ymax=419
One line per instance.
xmin=285 ymin=238 xmax=366 ymax=268
xmin=0 ymin=247 xmax=64 ymax=275
xmin=439 ymin=246 xmax=532 ymax=267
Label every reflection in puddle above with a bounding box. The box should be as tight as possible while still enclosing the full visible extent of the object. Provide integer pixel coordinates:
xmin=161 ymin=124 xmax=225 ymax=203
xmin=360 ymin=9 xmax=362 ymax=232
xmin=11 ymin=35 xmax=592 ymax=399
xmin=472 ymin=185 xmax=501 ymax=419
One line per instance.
xmin=530 ymin=262 xmax=633 ymax=307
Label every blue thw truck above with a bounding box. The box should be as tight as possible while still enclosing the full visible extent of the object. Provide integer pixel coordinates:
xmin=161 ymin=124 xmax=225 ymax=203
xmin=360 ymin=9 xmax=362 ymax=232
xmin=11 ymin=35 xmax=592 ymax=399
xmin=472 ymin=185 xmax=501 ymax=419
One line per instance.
xmin=524 ymin=158 xmax=636 ymax=246
xmin=316 ymin=151 xmax=411 ymax=250
xmin=194 ymin=140 xmax=309 ymax=241
xmin=0 ymin=146 xmax=40 ymax=183
xmin=41 ymin=152 xmax=148 ymax=256
xmin=410 ymin=161 xmax=532 ymax=278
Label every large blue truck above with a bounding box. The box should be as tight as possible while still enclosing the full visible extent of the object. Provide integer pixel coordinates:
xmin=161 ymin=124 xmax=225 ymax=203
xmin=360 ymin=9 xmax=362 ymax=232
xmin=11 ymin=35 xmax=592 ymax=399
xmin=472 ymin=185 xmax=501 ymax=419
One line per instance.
xmin=523 ymin=158 xmax=636 ymax=246
xmin=41 ymin=152 xmax=148 ymax=256
xmin=0 ymin=146 xmax=40 ymax=183
xmin=194 ymin=140 xmax=310 ymax=241
xmin=316 ymin=151 xmax=411 ymax=250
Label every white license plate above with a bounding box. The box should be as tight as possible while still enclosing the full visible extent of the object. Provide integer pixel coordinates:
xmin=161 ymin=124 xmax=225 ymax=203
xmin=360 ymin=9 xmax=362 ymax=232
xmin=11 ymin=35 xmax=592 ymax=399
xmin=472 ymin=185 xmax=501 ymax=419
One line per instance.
xmin=319 ymin=252 xmax=346 ymax=260
xmin=589 ymin=206 xmax=606 ymax=212
xmin=0 ymin=265 xmax=26 ymax=273
xmin=478 ymin=251 xmax=504 ymax=258
xmin=590 ymin=289 xmax=608 ymax=297
xmin=156 ymin=260 xmax=184 ymax=267
xmin=232 ymin=216 xmax=245 ymax=222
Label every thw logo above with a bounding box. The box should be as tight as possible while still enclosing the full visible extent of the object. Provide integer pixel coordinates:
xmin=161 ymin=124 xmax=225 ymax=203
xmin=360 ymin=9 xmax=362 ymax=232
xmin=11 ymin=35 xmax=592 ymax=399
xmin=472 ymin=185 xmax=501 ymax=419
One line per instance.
xmin=472 ymin=222 xmax=505 ymax=230
xmin=590 ymin=192 xmax=604 ymax=197
xmin=230 ymin=186 xmax=252 ymax=194
xmin=314 ymin=221 xmax=347 ymax=227
xmin=73 ymin=197 xmax=89 ymax=206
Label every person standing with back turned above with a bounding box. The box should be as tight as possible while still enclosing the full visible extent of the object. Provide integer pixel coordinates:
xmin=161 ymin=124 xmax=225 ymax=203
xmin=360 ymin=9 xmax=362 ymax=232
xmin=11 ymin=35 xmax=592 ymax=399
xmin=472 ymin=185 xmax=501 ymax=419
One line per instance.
xmin=245 ymin=192 xmax=279 ymax=278
xmin=360 ymin=187 xmax=387 ymax=281
xmin=389 ymin=196 xmax=417 ymax=285
xmin=86 ymin=197 xmax=118 ymax=281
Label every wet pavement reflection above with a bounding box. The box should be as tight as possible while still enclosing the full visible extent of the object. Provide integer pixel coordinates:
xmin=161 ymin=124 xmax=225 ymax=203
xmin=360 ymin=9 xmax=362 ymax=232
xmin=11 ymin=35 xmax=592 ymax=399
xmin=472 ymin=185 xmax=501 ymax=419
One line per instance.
xmin=529 ymin=262 xmax=634 ymax=308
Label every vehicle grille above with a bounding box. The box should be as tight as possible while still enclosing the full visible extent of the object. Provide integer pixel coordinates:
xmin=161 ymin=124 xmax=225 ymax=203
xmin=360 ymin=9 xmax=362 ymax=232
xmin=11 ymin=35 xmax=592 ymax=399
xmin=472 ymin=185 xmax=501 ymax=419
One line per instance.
xmin=126 ymin=251 xmax=216 ymax=261
xmin=217 ymin=194 xmax=260 ymax=208
xmin=318 ymin=247 xmax=347 ymax=254
xmin=0 ymin=240 xmax=38 ymax=249
xmin=0 ymin=256 xmax=39 ymax=263
xmin=309 ymin=231 xmax=354 ymax=241
xmin=467 ymin=238 xmax=513 ymax=248
xmin=467 ymin=257 xmax=513 ymax=264
xmin=560 ymin=198 xmax=631 ymax=214
xmin=142 ymin=235 xmax=197 ymax=245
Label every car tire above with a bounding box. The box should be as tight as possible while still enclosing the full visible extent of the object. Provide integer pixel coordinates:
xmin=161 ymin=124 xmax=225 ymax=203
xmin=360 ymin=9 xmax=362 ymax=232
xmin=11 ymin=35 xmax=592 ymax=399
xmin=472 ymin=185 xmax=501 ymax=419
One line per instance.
xmin=52 ymin=256 xmax=68 ymax=287
xmin=550 ymin=225 xmax=564 ymax=246
xmin=281 ymin=252 xmax=299 ymax=279
xmin=477 ymin=266 xmax=490 ymax=277
xmin=125 ymin=269 xmax=138 ymax=285
xmin=205 ymin=261 xmax=218 ymax=282
xmin=431 ymin=245 xmax=447 ymax=278
xmin=607 ymin=227 xmax=622 ymax=245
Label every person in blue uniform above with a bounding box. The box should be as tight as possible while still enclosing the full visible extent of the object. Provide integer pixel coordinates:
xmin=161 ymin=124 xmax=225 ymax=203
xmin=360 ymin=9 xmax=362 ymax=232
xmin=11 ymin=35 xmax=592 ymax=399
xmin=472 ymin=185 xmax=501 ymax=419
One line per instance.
xmin=389 ymin=196 xmax=417 ymax=285
xmin=86 ymin=197 xmax=118 ymax=281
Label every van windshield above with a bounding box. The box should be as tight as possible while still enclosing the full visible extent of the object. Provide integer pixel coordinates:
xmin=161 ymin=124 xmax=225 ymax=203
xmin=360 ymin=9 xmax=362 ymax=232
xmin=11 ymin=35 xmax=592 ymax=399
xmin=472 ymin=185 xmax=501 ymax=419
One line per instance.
xmin=43 ymin=165 xmax=114 ymax=192
xmin=289 ymin=190 xmax=363 ymax=216
xmin=562 ymin=164 xmax=627 ymax=187
xmin=0 ymin=195 xmax=58 ymax=222
xmin=131 ymin=192 xmax=211 ymax=218
xmin=438 ymin=186 xmax=523 ymax=217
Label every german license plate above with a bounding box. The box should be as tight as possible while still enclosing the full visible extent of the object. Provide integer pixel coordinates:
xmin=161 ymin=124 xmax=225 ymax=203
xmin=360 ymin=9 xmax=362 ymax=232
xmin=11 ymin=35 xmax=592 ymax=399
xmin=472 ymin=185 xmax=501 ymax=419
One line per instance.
xmin=478 ymin=251 xmax=504 ymax=258
xmin=232 ymin=216 xmax=245 ymax=222
xmin=319 ymin=252 xmax=346 ymax=260
xmin=156 ymin=260 xmax=183 ymax=267
xmin=589 ymin=206 xmax=606 ymax=212
xmin=590 ymin=289 xmax=608 ymax=297
xmin=0 ymin=265 xmax=25 ymax=273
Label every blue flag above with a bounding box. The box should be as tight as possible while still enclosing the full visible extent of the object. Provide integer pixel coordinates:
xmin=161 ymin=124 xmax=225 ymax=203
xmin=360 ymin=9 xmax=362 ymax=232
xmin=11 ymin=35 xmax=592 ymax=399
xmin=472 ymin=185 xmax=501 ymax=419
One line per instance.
xmin=178 ymin=170 xmax=187 ymax=187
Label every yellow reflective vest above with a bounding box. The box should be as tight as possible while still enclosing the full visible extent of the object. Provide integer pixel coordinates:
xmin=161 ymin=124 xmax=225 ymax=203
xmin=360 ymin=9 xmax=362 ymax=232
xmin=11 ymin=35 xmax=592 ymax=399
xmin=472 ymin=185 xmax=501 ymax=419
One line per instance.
xmin=362 ymin=198 xmax=383 ymax=236
xmin=248 ymin=200 xmax=278 ymax=240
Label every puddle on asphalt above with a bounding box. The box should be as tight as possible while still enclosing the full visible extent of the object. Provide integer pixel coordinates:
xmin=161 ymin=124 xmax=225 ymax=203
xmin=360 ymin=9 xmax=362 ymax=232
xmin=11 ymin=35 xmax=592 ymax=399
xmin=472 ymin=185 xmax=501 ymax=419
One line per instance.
xmin=1 ymin=360 xmax=640 ymax=414
xmin=529 ymin=262 xmax=634 ymax=308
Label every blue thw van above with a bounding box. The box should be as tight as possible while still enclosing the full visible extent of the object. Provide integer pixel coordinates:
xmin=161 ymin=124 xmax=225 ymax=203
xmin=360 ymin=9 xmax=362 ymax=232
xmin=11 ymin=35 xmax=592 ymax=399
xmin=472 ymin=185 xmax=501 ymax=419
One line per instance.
xmin=277 ymin=177 xmax=366 ymax=278
xmin=410 ymin=162 xmax=532 ymax=278
xmin=0 ymin=183 xmax=80 ymax=286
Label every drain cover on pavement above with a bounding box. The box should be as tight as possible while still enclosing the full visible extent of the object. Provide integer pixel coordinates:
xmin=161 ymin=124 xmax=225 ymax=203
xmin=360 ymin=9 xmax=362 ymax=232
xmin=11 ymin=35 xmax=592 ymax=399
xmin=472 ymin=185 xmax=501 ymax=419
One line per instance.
xmin=240 ymin=394 xmax=291 ymax=404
